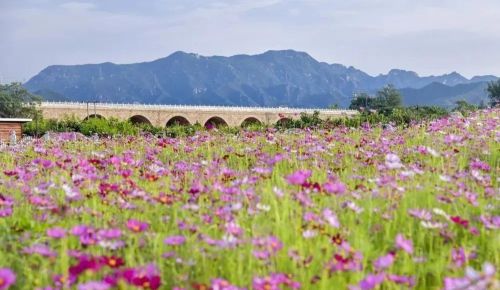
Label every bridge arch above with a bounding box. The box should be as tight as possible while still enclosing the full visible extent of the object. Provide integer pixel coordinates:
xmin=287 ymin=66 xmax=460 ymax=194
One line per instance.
xmin=204 ymin=116 xmax=228 ymax=129
xmin=241 ymin=117 xmax=262 ymax=127
xmin=83 ymin=114 xmax=106 ymax=121
xmin=166 ymin=116 xmax=191 ymax=127
xmin=129 ymin=115 xmax=152 ymax=125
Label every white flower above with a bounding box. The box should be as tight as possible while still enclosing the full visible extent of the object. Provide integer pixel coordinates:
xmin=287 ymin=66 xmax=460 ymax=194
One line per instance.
xmin=302 ymin=230 xmax=317 ymax=239
xmin=256 ymin=203 xmax=271 ymax=212
xmin=421 ymin=221 xmax=446 ymax=229
xmin=432 ymin=208 xmax=450 ymax=220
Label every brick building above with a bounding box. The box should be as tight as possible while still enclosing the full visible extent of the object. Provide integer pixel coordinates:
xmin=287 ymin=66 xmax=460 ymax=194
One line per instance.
xmin=0 ymin=118 xmax=32 ymax=144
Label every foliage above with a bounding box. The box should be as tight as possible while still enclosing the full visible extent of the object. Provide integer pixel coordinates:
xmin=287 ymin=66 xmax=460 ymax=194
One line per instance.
xmin=486 ymin=79 xmax=500 ymax=107
xmin=349 ymin=86 xmax=402 ymax=115
xmin=452 ymin=100 xmax=478 ymax=117
xmin=349 ymin=93 xmax=375 ymax=111
xmin=0 ymin=110 xmax=499 ymax=289
xmin=373 ymin=85 xmax=403 ymax=114
xmin=0 ymin=82 xmax=42 ymax=118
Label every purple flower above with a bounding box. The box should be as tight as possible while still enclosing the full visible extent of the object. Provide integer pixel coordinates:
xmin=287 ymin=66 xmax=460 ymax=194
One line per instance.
xmin=395 ymin=234 xmax=413 ymax=254
xmin=77 ymin=281 xmax=111 ymax=290
xmin=23 ymin=244 xmax=57 ymax=258
xmin=286 ymin=170 xmax=311 ymax=186
xmin=451 ymin=247 xmax=466 ymax=268
xmin=164 ymin=235 xmax=186 ymax=246
xmin=385 ymin=153 xmax=403 ymax=169
xmin=47 ymin=227 xmax=66 ymax=239
xmin=358 ymin=273 xmax=385 ymax=290
xmin=387 ymin=274 xmax=415 ymax=287
xmin=373 ymin=253 xmax=395 ymax=270
xmin=97 ymin=228 xmax=122 ymax=240
xmin=0 ymin=268 xmax=16 ymax=290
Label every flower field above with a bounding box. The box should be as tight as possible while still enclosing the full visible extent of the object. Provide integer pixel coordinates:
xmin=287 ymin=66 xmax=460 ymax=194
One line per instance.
xmin=0 ymin=110 xmax=498 ymax=290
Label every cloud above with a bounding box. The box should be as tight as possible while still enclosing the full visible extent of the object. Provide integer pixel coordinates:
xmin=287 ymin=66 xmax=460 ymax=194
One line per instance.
xmin=1 ymin=0 xmax=499 ymax=81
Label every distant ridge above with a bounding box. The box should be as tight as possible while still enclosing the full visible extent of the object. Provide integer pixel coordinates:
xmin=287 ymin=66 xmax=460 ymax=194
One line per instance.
xmin=25 ymin=50 xmax=497 ymax=108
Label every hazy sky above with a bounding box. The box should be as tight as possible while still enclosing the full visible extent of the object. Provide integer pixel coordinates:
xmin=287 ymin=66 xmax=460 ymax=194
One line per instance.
xmin=1 ymin=0 xmax=499 ymax=82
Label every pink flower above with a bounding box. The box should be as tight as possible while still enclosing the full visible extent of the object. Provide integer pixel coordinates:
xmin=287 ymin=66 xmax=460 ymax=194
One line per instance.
xmin=386 ymin=274 xmax=415 ymax=287
xmin=373 ymin=253 xmax=395 ymax=270
xmin=322 ymin=208 xmax=340 ymax=228
xmin=395 ymin=234 xmax=413 ymax=254
xmin=451 ymin=248 xmax=466 ymax=268
xmin=286 ymin=170 xmax=311 ymax=186
xmin=77 ymin=281 xmax=111 ymax=290
xmin=126 ymin=219 xmax=149 ymax=233
xmin=0 ymin=268 xmax=16 ymax=290
xmin=323 ymin=181 xmax=346 ymax=195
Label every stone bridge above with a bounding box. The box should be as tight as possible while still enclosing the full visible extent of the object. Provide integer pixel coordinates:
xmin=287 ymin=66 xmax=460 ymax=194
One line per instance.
xmin=40 ymin=102 xmax=358 ymax=127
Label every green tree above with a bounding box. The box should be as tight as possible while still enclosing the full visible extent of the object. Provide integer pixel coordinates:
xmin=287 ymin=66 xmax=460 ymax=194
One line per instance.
xmin=349 ymin=93 xmax=375 ymax=110
xmin=0 ymin=82 xmax=41 ymax=118
xmin=486 ymin=79 xmax=500 ymax=107
xmin=374 ymin=85 xmax=402 ymax=114
xmin=453 ymin=100 xmax=477 ymax=117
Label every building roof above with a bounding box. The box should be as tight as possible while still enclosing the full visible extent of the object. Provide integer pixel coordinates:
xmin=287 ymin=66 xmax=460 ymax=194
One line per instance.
xmin=0 ymin=118 xmax=33 ymax=123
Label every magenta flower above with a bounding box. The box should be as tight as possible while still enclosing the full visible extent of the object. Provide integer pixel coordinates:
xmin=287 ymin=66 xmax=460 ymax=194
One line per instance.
xmin=0 ymin=268 xmax=16 ymax=290
xmin=164 ymin=235 xmax=186 ymax=246
xmin=47 ymin=227 xmax=66 ymax=239
xmin=323 ymin=181 xmax=346 ymax=195
xmin=126 ymin=219 xmax=149 ymax=233
xmin=285 ymin=170 xmax=311 ymax=186
xmin=122 ymin=264 xmax=161 ymax=290
xmin=395 ymin=234 xmax=413 ymax=254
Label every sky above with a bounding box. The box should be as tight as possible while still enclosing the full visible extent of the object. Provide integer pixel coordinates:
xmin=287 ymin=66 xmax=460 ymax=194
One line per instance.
xmin=1 ymin=0 xmax=500 ymax=82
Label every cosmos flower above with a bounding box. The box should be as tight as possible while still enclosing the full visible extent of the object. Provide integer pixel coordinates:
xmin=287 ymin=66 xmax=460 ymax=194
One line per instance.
xmin=286 ymin=170 xmax=312 ymax=186
xmin=164 ymin=235 xmax=186 ymax=246
xmin=77 ymin=281 xmax=111 ymax=290
xmin=47 ymin=227 xmax=66 ymax=239
xmin=385 ymin=153 xmax=403 ymax=169
xmin=122 ymin=264 xmax=161 ymax=290
xmin=323 ymin=181 xmax=346 ymax=195
xmin=395 ymin=234 xmax=413 ymax=254
xmin=373 ymin=253 xmax=395 ymax=270
xmin=0 ymin=268 xmax=16 ymax=290
xmin=126 ymin=219 xmax=149 ymax=233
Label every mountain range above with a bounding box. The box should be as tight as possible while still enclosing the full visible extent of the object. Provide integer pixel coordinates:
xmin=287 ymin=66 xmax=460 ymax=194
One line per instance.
xmin=24 ymin=50 xmax=497 ymax=108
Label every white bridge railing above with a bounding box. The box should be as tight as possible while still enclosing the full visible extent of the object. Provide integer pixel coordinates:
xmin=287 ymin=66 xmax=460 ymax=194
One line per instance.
xmin=40 ymin=102 xmax=358 ymax=114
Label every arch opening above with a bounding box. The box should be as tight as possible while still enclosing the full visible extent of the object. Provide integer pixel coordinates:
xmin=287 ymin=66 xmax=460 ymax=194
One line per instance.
xmin=166 ymin=116 xmax=191 ymax=127
xmin=129 ymin=115 xmax=152 ymax=125
xmin=83 ymin=114 xmax=105 ymax=121
xmin=204 ymin=116 xmax=228 ymax=129
xmin=241 ymin=117 xmax=262 ymax=127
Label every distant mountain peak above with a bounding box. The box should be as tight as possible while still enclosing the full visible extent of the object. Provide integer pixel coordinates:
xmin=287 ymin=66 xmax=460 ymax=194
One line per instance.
xmin=25 ymin=50 xmax=496 ymax=108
